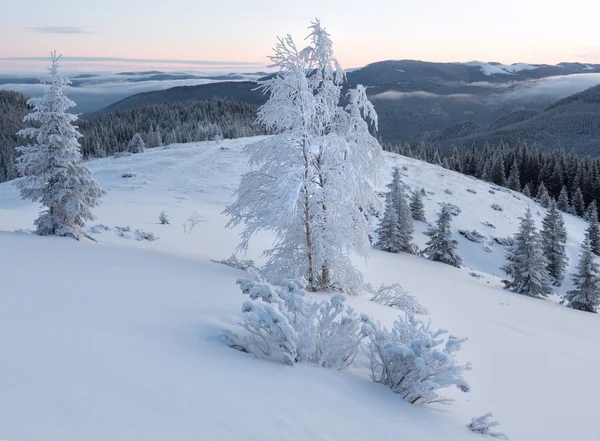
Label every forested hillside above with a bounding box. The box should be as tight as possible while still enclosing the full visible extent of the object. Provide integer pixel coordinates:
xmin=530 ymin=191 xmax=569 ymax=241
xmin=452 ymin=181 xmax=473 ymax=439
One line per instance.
xmin=0 ymin=94 xmax=264 ymax=181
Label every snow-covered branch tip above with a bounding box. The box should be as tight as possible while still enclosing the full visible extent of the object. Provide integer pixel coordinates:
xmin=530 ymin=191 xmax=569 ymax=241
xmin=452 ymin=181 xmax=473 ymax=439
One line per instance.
xmin=367 ymin=283 xmax=428 ymax=315
xmin=468 ymin=413 xmax=509 ymax=439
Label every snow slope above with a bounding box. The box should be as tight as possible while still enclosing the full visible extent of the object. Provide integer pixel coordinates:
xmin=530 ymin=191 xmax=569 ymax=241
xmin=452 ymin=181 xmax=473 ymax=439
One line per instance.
xmin=466 ymin=61 xmax=539 ymax=75
xmin=0 ymin=137 xmax=598 ymax=441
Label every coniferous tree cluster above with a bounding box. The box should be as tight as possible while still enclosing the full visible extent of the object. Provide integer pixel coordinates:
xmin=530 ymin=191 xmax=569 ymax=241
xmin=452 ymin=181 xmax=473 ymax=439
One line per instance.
xmin=386 ymin=141 xmax=600 ymax=220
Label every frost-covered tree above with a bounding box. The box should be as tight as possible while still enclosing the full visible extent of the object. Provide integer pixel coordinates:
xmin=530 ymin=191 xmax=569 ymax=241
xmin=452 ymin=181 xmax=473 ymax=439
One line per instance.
xmin=557 ymin=186 xmax=570 ymax=212
xmin=536 ymin=182 xmax=551 ymax=208
xmin=565 ymin=234 xmax=600 ymax=313
xmin=127 ymin=133 xmax=145 ymax=153
xmin=572 ymin=186 xmax=586 ymax=217
xmin=224 ymin=21 xmax=384 ymax=293
xmin=541 ymin=200 xmax=568 ymax=286
xmin=522 ymin=183 xmax=531 ymax=198
xmin=376 ymin=193 xmax=403 ymax=253
xmin=384 ymin=167 xmax=414 ymax=253
xmin=586 ymin=207 xmax=600 ymax=256
xmin=424 ymin=205 xmax=462 ymax=267
xmin=502 ymin=208 xmax=553 ymax=298
xmin=16 ymin=52 xmax=104 ymax=239
xmin=158 ymin=211 xmax=169 ymax=225
xmin=410 ymin=189 xmax=426 ymax=222
xmin=506 ymin=160 xmax=521 ymax=191
xmin=585 ymin=200 xmax=598 ymax=222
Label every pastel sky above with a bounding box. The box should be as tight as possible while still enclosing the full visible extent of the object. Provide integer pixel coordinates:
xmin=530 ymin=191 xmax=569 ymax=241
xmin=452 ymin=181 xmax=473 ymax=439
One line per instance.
xmin=1 ymin=0 xmax=599 ymax=73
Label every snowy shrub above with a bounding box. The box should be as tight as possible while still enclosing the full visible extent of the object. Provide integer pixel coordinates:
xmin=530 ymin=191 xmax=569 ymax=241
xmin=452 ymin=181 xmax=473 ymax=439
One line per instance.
xmin=468 ymin=413 xmax=509 ymax=439
xmin=494 ymin=236 xmax=514 ymax=247
xmin=438 ymin=202 xmax=461 ymax=216
xmin=444 ymin=189 xmax=453 ymax=195
xmin=489 ymin=189 xmax=496 ymax=194
xmin=159 ymin=211 xmax=170 ymax=225
xmin=212 ymin=254 xmax=258 ymax=273
xmin=367 ymin=283 xmax=428 ymax=315
xmin=466 ymin=188 xmax=477 ymax=194
xmin=469 ymin=272 xmax=483 ymax=279
xmin=234 ymin=278 xmax=365 ymax=369
xmin=135 ymin=230 xmax=157 ymax=241
xmin=491 ymin=204 xmax=503 ymax=211
xmin=482 ymin=221 xmax=496 ymax=229
xmin=363 ymin=314 xmax=470 ymax=405
xmin=182 ymin=211 xmax=206 ymax=234
xmin=114 ymin=151 xmax=132 ymax=158
xmin=121 ymin=171 xmax=136 ymax=178
xmin=115 ymin=225 xmax=131 ymax=237
xmin=458 ymin=229 xmax=486 ymax=243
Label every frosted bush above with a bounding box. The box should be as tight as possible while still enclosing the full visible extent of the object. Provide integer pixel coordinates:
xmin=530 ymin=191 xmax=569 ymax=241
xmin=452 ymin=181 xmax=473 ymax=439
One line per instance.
xmin=212 ymin=254 xmax=258 ymax=272
xmin=234 ymin=278 xmax=364 ymax=369
xmin=363 ymin=313 xmax=470 ymax=405
xmin=159 ymin=211 xmax=170 ymax=225
xmin=468 ymin=413 xmax=509 ymax=439
xmin=368 ymin=283 xmax=428 ymax=314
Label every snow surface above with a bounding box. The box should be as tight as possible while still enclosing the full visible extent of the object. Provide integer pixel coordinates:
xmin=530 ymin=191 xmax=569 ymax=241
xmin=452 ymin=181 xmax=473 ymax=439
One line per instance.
xmin=1 ymin=137 xmax=598 ymax=441
xmin=465 ymin=61 xmax=539 ymax=75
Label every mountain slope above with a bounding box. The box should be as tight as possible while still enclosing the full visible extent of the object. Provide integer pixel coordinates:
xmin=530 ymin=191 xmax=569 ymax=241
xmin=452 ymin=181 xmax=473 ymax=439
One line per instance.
xmin=442 ymin=83 xmax=600 ymax=153
xmin=0 ymin=137 xmax=597 ymax=441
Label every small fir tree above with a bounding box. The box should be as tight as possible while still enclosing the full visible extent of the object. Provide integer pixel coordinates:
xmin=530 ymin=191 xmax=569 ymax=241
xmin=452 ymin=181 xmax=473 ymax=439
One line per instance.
xmin=376 ymin=193 xmax=403 ymax=253
xmin=424 ymin=205 xmax=462 ymax=267
xmin=572 ymin=187 xmax=586 ymax=217
xmin=128 ymin=133 xmax=146 ymax=153
xmin=506 ymin=160 xmax=521 ymax=191
xmin=409 ymin=190 xmax=426 ymax=222
xmin=586 ymin=207 xmax=600 ymax=256
xmin=536 ymin=182 xmax=551 ymax=208
xmin=557 ymin=186 xmax=570 ymax=212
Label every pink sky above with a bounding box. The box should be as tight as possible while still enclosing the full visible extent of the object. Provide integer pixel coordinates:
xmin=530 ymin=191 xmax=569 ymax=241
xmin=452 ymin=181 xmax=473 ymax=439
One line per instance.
xmin=2 ymin=0 xmax=599 ymax=73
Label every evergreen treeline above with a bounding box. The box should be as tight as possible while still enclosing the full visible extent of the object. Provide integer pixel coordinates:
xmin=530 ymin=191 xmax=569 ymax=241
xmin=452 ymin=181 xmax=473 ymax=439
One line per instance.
xmin=0 ymin=93 xmax=265 ymax=183
xmin=387 ymin=141 xmax=600 ymax=218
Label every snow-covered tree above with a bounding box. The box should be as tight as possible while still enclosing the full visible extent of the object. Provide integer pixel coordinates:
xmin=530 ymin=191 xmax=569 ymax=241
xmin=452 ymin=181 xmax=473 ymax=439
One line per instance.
xmin=572 ymin=187 xmax=586 ymax=217
xmin=541 ymin=200 xmax=568 ymax=286
xmin=522 ymin=183 xmax=531 ymax=198
xmin=224 ymin=20 xmax=384 ymax=293
xmin=506 ymin=160 xmax=521 ymax=191
xmin=424 ymin=205 xmax=462 ymax=267
xmin=502 ymin=207 xmax=553 ymax=298
xmin=565 ymin=234 xmax=600 ymax=313
xmin=557 ymin=186 xmax=570 ymax=212
xmin=159 ymin=211 xmax=169 ymax=225
xmin=16 ymin=52 xmax=104 ymax=239
xmin=379 ymin=167 xmax=414 ymax=253
xmin=376 ymin=193 xmax=403 ymax=253
xmin=127 ymin=133 xmax=145 ymax=153
xmin=362 ymin=313 xmax=470 ymax=405
xmin=410 ymin=189 xmax=426 ymax=222
xmin=536 ymin=182 xmax=551 ymax=208
xmin=585 ymin=200 xmax=598 ymax=222
xmin=586 ymin=207 xmax=600 ymax=256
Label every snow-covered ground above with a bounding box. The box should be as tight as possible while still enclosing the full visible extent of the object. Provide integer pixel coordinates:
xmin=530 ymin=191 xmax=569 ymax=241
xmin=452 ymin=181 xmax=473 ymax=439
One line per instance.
xmin=1 ymin=137 xmax=598 ymax=441
xmin=465 ymin=61 xmax=539 ymax=75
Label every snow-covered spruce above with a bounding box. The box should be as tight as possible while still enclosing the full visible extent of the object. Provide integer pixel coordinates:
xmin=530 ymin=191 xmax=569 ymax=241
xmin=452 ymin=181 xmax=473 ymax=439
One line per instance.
xmin=585 ymin=207 xmax=600 ymax=256
xmin=127 ymin=133 xmax=146 ymax=154
xmin=15 ymin=52 xmax=104 ymax=239
xmin=541 ymin=200 xmax=568 ymax=286
xmin=564 ymin=234 xmax=600 ymax=313
xmin=376 ymin=168 xmax=415 ymax=253
xmin=234 ymin=278 xmax=364 ymax=368
xmin=224 ymin=20 xmax=384 ymax=293
xmin=367 ymin=283 xmax=428 ymax=314
xmin=536 ymin=183 xmax=551 ymax=208
xmin=424 ymin=205 xmax=462 ymax=268
xmin=468 ymin=413 xmax=509 ymax=440
xmin=410 ymin=189 xmax=427 ymax=222
xmin=502 ymin=207 xmax=553 ymax=298
xmin=362 ymin=314 xmax=470 ymax=405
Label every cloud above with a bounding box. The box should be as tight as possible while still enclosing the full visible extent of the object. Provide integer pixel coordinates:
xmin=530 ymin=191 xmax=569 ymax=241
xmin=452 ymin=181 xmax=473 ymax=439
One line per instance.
xmin=25 ymin=26 xmax=89 ymax=34
xmin=371 ymin=90 xmax=473 ymax=100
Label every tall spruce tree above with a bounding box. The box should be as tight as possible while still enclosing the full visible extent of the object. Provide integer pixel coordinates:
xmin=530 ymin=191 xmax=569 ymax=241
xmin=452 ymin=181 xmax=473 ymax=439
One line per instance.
xmin=565 ymin=234 xmax=600 ymax=313
xmin=541 ymin=200 xmax=568 ymax=286
xmin=16 ymin=52 xmax=104 ymax=239
xmin=387 ymin=167 xmax=415 ymax=252
xmin=502 ymin=207 xmax=553 ymax=298
xmin=376 ymin=193 xmax=403 ymax=253
xmin=557 ymin=186 xmax=570 ymax=212
xmin=409 ymin=189 xmax=426 ymax=222
xmin=507 ymin=160 xmax=521 ymax=191
xmin=424 ymin=205 xmax=462 ymax=267
xmin=586 ymin=207 xmax=600 ymax=256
